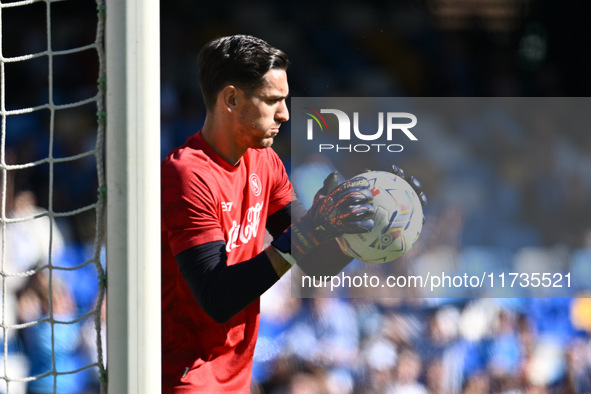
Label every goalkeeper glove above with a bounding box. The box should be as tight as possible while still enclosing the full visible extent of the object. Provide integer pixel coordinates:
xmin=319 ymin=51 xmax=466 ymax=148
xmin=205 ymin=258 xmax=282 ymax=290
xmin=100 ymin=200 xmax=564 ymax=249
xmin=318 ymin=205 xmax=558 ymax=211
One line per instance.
xmin=272 ymin=172 xmax=375 ymax=263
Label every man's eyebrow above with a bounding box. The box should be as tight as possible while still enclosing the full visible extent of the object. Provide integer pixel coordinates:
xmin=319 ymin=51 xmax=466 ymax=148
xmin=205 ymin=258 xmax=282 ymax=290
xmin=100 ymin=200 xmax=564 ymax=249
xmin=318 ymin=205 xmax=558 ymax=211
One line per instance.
xmin=261 ymin=92 xmax=289 ymax=100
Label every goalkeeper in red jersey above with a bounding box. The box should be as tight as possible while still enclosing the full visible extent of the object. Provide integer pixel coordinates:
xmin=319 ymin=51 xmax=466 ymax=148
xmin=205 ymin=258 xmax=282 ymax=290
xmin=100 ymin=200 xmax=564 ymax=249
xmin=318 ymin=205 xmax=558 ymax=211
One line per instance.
xmin=160 ymin=34 xmax=375 ymax=392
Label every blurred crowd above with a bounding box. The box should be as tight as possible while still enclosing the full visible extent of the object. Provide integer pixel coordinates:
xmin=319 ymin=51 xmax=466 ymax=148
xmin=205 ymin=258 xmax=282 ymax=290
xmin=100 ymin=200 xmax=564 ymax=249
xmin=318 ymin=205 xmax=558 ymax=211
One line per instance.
xmin=252 ymin=275 xmax=591 ymax=394
xmin=2 ymin=0 xmax=591 ymax=393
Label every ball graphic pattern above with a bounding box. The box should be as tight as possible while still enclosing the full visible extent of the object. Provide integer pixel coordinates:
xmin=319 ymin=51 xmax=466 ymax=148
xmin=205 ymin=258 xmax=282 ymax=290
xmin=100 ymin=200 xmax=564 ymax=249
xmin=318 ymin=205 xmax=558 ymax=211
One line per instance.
xmin=336 ymin=170 xmax=424 ymax=263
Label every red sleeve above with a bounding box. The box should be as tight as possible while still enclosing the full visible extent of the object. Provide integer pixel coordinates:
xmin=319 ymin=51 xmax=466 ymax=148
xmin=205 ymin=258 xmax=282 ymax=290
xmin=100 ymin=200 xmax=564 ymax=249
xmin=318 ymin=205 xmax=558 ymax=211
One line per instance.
xmin=266 ymin=148 xmax=294 ymax=216
xmin=161 ymin=157 xmax=225 ymax=256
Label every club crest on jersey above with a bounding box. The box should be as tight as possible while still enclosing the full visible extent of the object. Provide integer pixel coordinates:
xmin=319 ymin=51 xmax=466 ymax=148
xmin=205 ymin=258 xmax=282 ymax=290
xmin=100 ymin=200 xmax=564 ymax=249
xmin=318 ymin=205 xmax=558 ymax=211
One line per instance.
xmin=249 ymin=173 xmax=262 ymax=196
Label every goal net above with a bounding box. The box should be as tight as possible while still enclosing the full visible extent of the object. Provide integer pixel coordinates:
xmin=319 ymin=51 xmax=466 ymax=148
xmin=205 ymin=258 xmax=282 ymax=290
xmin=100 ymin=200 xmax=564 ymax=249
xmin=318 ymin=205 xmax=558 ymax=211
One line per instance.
xmin=1 ymin=0 xmax=160 ymax=393
xmin=0 ymin=0 xmax=106 ymax=392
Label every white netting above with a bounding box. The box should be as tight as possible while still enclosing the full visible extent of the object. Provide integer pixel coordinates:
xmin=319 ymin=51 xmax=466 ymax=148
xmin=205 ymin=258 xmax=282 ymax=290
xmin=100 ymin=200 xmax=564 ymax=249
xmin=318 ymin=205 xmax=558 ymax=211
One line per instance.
xmin=0 ymin=0 xmax=106 ymax=392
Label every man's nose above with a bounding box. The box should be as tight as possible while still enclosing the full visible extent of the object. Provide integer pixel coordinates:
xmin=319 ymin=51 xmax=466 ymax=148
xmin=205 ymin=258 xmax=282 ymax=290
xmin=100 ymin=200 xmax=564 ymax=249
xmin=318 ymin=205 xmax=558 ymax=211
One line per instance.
xmin=275 ymin=100 xmax=289 ymax=123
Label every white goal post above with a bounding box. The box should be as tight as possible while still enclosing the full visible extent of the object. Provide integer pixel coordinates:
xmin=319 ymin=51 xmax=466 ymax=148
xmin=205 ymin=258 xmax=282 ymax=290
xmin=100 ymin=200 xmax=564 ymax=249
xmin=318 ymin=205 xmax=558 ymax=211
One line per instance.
xmin=105 ymin=0 xmax=161 ymax=392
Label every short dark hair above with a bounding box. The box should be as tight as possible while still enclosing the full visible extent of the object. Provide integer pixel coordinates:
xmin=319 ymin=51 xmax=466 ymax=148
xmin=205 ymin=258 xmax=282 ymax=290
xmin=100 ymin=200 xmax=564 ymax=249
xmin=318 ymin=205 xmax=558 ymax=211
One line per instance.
xmin=197 ymin=35 xmax=290 ymax=110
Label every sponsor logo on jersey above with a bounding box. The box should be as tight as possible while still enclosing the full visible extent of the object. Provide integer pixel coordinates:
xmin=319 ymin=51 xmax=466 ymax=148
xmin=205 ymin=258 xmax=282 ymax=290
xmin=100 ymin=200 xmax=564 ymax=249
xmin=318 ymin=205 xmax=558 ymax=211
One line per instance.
xmin=226 ymin=202 xmax=263 ymax=252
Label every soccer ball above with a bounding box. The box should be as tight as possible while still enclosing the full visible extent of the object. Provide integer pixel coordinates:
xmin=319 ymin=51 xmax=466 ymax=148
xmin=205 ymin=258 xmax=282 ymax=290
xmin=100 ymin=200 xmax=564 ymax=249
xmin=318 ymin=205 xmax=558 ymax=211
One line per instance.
xmin=336 ymin=170 xmax=424 ymax=264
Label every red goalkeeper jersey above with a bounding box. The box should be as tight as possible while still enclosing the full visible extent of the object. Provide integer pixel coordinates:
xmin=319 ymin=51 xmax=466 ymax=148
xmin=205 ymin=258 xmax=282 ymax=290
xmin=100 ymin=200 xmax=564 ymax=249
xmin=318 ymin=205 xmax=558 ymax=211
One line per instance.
xmin=161 ymin=131 xmax=292 ymax=392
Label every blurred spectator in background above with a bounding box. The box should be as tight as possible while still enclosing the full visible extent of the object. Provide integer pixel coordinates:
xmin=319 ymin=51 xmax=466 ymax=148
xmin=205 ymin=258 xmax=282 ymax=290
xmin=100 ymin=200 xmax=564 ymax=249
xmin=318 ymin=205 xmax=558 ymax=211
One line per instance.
xmin=17 ymin=271 xmax=95 ymax=393
xmin=0 ymin=186 xmax=67 ymax=393
xmin=387 ymin=347 xmax=428 ymax=394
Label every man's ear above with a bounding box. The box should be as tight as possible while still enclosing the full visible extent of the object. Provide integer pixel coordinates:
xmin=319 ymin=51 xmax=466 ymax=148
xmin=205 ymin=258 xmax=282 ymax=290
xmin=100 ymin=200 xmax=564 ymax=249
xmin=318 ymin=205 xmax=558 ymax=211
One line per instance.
xmin=221 ymin=85 xmax=238 ymax=112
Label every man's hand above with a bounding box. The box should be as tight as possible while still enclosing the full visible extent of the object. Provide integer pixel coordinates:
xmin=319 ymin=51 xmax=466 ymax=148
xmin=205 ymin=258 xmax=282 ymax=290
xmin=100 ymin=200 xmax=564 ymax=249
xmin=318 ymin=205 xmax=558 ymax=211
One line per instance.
xmin=292 ymin=172 xmax=375 ymax=255
xmin=272 ymin=172 xmax=375 ymax=263
xmin=391 ymin=164 xmax=428 ymax=207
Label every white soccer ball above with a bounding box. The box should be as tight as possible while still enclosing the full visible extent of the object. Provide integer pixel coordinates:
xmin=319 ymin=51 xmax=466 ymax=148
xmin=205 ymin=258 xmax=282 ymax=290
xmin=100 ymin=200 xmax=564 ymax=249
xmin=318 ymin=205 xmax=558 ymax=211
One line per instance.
xmin=336 ymin=170 xmax=424 ymax=264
